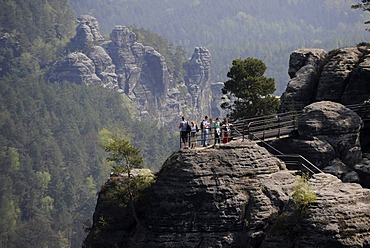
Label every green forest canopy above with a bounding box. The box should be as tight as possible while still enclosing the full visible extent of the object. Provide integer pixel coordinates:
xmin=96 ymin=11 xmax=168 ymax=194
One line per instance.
xmin=0 ymin=0 xmax=178 ymax=247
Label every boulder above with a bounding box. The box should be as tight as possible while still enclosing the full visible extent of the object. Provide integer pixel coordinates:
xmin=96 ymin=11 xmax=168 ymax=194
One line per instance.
xmin=298 ymin=101 xmax=362 ymax=136
xmin=298 ymin=101 xmax=363 ymax=167
xmin=322 ymin=159 xmax=349 ymax=178
xmin=272 ymin=101 xmax=363 ymax=178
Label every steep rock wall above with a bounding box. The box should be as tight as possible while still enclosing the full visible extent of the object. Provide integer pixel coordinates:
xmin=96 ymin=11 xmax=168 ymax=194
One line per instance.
xmin=84 ymin=140 xmax=370 ymax=247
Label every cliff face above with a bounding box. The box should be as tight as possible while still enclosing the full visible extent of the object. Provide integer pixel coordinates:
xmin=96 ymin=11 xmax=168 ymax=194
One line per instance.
xmin=49 ymin=15 xmax=216 ymax=127
xmin=84 ymin=141 xmax=370 ymax=247
xmin=184 ymin=47 xmax=212 ymax=119
xmin=280 ymin=45 xmax=370 ymax=111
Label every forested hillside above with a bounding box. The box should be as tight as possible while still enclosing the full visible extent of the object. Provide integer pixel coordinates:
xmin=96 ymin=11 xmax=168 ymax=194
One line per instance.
xmin=72 ymin=0 xmax=370 ymax=94
xmin=0 ymin=1 xmax=177 ymax=247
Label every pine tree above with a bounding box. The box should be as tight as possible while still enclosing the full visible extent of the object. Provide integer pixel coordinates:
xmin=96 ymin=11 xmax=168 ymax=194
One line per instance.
xmin=221 ymin=57 xmax=280 ymax=119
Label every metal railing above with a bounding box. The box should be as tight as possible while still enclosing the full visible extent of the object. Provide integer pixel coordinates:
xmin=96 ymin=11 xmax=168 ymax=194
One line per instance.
xmin=231 ymin=110 xmax=303 ymax=142
xmin=275 ymin=154 xmax=323 ymax=175
xmin=248 ymin=132 xmax=323 ymax=175
xmin=179 ymin=127 xmax=233 ymax=148
xmin=178 ymin=103 xmax=370 ymax=174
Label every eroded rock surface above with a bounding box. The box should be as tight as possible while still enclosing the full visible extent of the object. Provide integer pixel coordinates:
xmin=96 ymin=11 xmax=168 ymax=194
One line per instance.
xmin=49 ymin=52 xmax=102 ymax=85
xmin=263 ymin=173 xmax=370 ymax=248
xmin=84 ymin=140 xmax=370 ymax=248
xmin=272 ymin=101 xmax=364 ymax=183
xmin=280 ymin=49 xmax=327 ymax=111
xmin=281 ymin=45 xmax=370 ymax=112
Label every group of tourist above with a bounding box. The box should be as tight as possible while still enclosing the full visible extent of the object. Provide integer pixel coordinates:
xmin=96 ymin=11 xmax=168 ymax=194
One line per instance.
xmin=179 ymin=115 xmax=231 ymax=149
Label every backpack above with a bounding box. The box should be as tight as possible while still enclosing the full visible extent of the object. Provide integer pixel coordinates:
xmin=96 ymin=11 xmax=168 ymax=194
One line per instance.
xmin=224 ymin=124 xmax=230 ymax=133
xmin=200 ymin=120 xmax=204 ymax=129
xmin=186 ymin=122 xmax=191 ymax=132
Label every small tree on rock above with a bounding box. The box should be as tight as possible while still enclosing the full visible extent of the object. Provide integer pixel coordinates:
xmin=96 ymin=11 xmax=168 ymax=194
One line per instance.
xmin=99 ymin=129 xmax=144 ymax=225
xmin=221 ymin=57 xmax=280 ymax=119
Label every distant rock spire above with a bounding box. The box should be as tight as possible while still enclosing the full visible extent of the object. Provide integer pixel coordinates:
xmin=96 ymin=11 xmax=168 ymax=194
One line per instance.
xmin=71 ymin=15 xmax=105 ymax=51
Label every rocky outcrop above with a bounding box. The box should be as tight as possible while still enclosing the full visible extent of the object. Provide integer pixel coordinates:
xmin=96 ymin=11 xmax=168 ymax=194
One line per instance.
xmin=281 ymin=44 xmax=370 ymax=111
xmin=87 ymin=46 xmax=118 ymax=89
xmin=101 ymin=25 xmax=172 ymax=121
xmin=342 ymin=46 xmax=370 ymax=105
xmin=271 ymin=101 xmax=364 ymax=183
xmin=49 ymin=52 xmax=102 ymax=85
xmin=279 ymin=45 xmax=370 ymax=185
xmin=262 ymin=173 xmax=370 ymax=247
xmin=70 ymin=15 xmax=105 ymax=51
xmin=84 ymin=140 xmax=370 ymax=247
xmin=280 ymin=49 xmax=327 ymax=111
xmin=316 ymin=48 xmax=362 ymax=103
xmin=184 ymin=47 xmax=212 ymax=119
xmin=49 ymin=16 xmax=217 ymax=127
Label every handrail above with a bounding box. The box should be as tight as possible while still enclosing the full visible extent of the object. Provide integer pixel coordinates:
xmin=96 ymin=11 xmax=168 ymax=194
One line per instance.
xmin=275 ymin=154 xmax=323 ymax=174
xmin=247 ymin=133 xmax=321 ymax=175
xmin=179 ymin=125 xmax=235 ymax=148
xmin=232 ymin=110 xmax=301 ymax=142
xmin=179 ymin=103 xmax=370 ymax=175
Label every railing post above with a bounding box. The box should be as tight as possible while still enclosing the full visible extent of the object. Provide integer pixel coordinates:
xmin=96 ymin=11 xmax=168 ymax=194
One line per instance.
xmin=242 ymin=119 xmax=245 ymax=141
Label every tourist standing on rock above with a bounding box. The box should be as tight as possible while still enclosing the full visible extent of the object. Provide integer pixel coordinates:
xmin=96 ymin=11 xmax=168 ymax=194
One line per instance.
xmin=214 ymin=117 xmax=221 ymax=147
xmin=201 ymin=116 xmax=209 ymax=147
xmin=222 ymin=118 xmax=231 ymax=143
xmin=190 ymin=121 xmax=198 ymax=148
xmin=179 ymin=116 xmax=189 ymax=148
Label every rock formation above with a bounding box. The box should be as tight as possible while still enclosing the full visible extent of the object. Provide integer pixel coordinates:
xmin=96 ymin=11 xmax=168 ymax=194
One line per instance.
xmin=49 ymin=15 xmax=217 ymax=127
xmin=280 ymin=44 xmax=370 ymax=111
xmin=70 ymin=15 xmax=105 ymax=51
xmin=271 ymin=101 xmax=365 ymax=184
xmin=184 ymin=47 xmax=212 ymax=119
xmin=101 ymin=25 xmax=173 ymax=121
xmin=281 ymin=49 xmax=327 ymax=111
xmin=87 ymin=46 xmax=118 ymax=89
xmin=49 ymin=52 xmax=102 ymax=85
xmin=84 ymin=140 xmax=370 ymax=247
xmin=275 ymin=43 xmax=370 ymax=186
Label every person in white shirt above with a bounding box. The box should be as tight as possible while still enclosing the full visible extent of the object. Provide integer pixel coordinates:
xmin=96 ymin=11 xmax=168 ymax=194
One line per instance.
xmin=201 ymin=116 xmax=209 ymax=147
